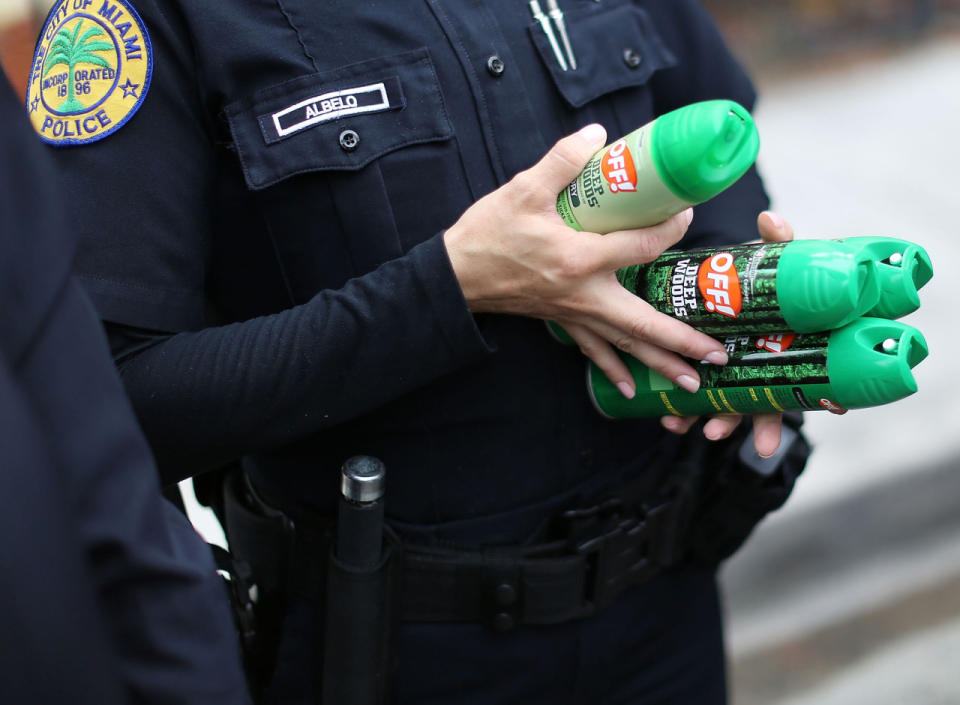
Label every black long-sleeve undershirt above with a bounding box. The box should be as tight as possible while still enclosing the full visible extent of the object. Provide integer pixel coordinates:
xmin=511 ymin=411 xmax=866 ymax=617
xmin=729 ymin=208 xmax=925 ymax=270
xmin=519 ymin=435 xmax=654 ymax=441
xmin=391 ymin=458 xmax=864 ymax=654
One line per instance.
xmin=104 ymin=234 xmax=490 ymax=484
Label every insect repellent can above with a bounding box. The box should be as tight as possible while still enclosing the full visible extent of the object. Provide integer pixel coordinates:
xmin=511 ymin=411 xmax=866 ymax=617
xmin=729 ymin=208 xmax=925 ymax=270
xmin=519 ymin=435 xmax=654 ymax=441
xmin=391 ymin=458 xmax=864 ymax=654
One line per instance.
xmin=617 ymin=239 xmax=884 ymax=335
xmin=556 ymin=99 xmax=760 ymax=233
xmin=549 ymin=99 xmax=758 ymax=344
xmin=588 ymin=317 xmax=928 ymax=418
xmin=838 ymin=237 xmax=933 ymax=320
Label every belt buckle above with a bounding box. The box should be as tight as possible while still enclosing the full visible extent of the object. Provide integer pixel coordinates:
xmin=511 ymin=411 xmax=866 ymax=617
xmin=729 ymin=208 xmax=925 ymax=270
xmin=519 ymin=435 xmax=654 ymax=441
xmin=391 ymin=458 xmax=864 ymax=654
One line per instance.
xmin=561 ymin=498 xmax=660 ymax=616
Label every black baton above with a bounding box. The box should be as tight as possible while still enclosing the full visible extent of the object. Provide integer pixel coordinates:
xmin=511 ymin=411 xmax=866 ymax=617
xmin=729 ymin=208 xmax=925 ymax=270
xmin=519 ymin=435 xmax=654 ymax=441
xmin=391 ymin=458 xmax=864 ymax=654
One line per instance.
xmin=320 ymin=456 xmax=395 ymax=705
xmin=336 ymin=456 xmax=386 ymax=568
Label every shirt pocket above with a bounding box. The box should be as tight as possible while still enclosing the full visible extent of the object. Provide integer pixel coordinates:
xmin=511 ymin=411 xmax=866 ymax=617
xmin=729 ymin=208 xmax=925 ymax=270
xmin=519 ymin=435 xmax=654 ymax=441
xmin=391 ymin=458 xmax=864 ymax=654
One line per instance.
xmin=223 ymin=47 xmax=453 ymax=190
xmin=528 ymin=3 xmax=677 ymax=132
xmin=221 ymin=48 xmax=467 ymax=297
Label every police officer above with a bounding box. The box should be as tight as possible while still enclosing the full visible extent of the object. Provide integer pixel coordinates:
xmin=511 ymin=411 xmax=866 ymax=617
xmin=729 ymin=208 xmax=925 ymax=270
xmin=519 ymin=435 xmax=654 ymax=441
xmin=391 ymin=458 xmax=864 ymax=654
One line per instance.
xmin=31 ymin=0 xmax=797 ymax=702
xmin=1 ymin=72 xmax=251 ymax=703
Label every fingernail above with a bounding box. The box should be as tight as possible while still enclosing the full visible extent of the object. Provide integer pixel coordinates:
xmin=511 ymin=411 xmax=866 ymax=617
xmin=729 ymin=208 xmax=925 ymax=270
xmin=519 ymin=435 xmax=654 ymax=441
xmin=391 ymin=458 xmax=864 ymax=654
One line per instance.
xmin=616 ymin=382 xmax=636 ymax=399
xmin=764 ymin=211 xmax=784 ymax=229
xmin=662 ymin=416 xmax=683 ymax=432
xmin=577 ymin=123 xmax=606 ymax=146
xmin=675 ymin=374 xmax=699 ymax=393
xmin=704 ymin=426 xmax=724 ymax=441
xmin=682 ymin=208 xmax=694 ymax=226
xmin=705 ymin=351 xmax=728 ymax=365
xmin=758 ymin=441 xmax=781 ymax=459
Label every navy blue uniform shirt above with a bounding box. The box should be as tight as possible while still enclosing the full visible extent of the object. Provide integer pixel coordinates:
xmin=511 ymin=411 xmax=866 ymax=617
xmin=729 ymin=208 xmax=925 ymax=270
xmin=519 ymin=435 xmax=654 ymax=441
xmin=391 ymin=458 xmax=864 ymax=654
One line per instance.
xmin=2 ymin=73 xmax=250 ymax=704
xmin=43 ymin=0 xmax=768 ymax=538
xmin=37 ymin=2 xmax=767 ymax=702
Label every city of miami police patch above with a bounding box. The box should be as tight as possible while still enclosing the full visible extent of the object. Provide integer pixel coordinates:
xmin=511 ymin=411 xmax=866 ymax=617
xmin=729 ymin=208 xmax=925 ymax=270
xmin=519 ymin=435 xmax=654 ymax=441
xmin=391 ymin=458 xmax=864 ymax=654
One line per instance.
xmin=26 ymin=0 xmax=153 ymax=146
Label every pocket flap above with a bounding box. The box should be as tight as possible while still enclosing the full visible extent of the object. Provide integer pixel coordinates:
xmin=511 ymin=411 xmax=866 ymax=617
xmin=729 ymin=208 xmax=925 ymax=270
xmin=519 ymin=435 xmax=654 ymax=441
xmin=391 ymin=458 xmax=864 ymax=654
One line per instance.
xmin=224 ymin=48 xmax=453 ymax=189
xmin=529 ymin=4 xmax=677 ymax=108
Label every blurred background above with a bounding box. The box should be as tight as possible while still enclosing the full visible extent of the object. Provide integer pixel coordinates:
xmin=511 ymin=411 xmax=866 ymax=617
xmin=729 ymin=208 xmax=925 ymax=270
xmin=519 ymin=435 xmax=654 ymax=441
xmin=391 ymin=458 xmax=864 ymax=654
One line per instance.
xmin=703 ymin=2 xmax=960 ymax=704
xmin=3 ymin=1 xmax=959 ymax=703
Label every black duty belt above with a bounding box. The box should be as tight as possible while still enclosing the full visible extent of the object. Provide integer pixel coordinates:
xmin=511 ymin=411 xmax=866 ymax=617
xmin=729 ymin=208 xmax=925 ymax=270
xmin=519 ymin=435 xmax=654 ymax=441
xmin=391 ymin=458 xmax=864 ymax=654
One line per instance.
xmin=400 ymin=496 xmax=688 ymax=630
xmin=227 ymin=471 xmax=695 ymax=632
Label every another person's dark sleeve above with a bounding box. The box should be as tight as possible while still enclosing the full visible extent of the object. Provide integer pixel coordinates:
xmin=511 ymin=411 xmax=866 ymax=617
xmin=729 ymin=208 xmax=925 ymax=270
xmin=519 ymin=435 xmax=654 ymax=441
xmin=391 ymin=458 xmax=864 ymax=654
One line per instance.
xmin=3 ymin=69 xmax=251 ymax=703
xmin=0 ymin=359 xmax=128 ymax=705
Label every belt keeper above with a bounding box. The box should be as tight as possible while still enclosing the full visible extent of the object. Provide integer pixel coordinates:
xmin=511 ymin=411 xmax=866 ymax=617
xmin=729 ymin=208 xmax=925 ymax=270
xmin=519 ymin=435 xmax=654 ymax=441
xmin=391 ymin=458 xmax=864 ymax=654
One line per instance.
xmin=483 ymin=561 xmax=522 ymax=632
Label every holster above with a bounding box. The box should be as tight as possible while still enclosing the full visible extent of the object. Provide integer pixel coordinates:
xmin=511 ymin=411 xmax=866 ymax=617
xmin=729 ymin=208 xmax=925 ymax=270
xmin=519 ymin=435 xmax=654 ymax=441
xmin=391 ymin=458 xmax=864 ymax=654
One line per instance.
xmin=221 ymin=470 xmax=402 ymax=705
xmin=682 ymin=412 xmax=811 ymax=567
xmin=219 ymin=470 xmax=297 ymax=701
xmin=319 ymin=530 xmax=402 ymax=705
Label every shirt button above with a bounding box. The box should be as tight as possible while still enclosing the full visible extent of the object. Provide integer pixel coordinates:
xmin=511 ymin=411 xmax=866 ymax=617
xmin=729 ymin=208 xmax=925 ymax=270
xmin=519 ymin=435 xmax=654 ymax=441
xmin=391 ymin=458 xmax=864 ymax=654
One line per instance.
xmin=486 ymin=55 xmax=506 ymax=77
xmin=622 ymin=48 xmax=642 ymax=69
xmin=339 ymin=129 xmax=360 ymax=152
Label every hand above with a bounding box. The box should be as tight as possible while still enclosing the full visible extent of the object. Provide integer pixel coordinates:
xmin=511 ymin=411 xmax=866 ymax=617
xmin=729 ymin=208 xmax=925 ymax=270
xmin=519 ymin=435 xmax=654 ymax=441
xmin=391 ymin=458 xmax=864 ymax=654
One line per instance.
xmin=660 ymin=211 xmax=795 ymax=457
xmin=444 ymin=124 xmax=729 ymax=396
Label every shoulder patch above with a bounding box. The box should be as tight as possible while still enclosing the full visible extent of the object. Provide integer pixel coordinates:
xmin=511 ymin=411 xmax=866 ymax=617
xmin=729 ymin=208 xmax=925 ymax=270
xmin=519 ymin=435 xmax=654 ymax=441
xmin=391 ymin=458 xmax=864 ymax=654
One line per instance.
xmin=26 ymin=0 xmax=153 ymax=146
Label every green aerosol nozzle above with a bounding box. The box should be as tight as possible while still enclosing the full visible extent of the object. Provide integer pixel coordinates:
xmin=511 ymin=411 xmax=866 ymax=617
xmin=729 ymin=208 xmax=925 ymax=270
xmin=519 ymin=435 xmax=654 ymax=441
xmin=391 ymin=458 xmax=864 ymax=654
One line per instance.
xmin=556 ymin=99 xmax=761 ymax=235
xmin=650 ymin=100 xmax=760 ymax=203
xmin=840 ymin=237 xmax=934 ymax=319
xmin=827 ymin=318 xmax=928 ymax=409
xmin=776 ymin=240 xmax=882 ymax=332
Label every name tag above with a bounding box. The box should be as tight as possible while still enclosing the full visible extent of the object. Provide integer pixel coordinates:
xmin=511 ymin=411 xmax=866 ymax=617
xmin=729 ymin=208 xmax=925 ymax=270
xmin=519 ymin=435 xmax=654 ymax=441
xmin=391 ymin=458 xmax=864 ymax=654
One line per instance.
xmin=259 ymin=76 xmax=404 ymax=144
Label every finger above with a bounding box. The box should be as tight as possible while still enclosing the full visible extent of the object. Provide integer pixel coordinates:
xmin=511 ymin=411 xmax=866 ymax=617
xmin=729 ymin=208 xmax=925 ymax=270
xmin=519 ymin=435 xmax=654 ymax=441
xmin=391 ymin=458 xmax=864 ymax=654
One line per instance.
xmin=615 ymin=338 xmax=703 ymax=393
xmin=569 ymin=305 xmax=720 ymax=390
xmin=527 ymin=124 xmax=608 ymax=197
xmin=566 ymin=314 xmax=705 ymax=394
xmin=661 ymin=414 xmax=699 ymax=434
xmin=565 ymin=324 xmax=636 ymax=398
xmin=703 ymin=415 xmax=743 ymax=441
xmin=752 ymin=413 xmax=784 ymax=457
xmin=590 ymin=209 xmax=693 ymax=271
xmin=757 ymin=210 xmax=794 ymax=243
xmin=591 ymin=285 xmax=729 ymax=366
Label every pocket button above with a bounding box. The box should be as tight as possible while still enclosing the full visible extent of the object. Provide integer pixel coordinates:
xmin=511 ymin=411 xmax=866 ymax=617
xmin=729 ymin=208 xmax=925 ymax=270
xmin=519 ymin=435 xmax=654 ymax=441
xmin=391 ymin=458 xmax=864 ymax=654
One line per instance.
xmin=622 ymin=48 xmax=643 ymax=69
xmin=339 ymin=129 xmax=360 ymax=152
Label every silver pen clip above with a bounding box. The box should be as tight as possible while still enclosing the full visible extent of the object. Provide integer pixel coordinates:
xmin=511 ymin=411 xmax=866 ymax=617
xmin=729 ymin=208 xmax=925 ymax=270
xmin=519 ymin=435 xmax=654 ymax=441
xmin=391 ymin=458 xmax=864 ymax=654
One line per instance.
xmin=545 ymin=0 xmax=576 ymax=70
xmin=529 ymin=0 xmax=568 ymax=71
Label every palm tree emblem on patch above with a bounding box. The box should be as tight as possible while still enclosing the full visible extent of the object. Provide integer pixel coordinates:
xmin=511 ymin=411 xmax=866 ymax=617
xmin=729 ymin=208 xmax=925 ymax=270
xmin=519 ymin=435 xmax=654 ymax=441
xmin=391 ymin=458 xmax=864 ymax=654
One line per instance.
xmin=26 ymin=0 xmax=153 ymax=146
xmin=44 ymin=19 xmax=114 ymax=113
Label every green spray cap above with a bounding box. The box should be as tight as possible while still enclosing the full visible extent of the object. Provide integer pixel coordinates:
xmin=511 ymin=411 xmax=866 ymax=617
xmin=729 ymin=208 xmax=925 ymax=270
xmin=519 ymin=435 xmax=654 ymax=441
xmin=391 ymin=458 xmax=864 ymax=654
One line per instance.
xmin=827 ymin=317 xmax=928 ymax=409
xmin=776 ymin=240 xmax=882 ymax=332
xmin=650 ymin=100 xmax=760 ymax=203
xmin=840 ymin=237 xmax=933 ymax=319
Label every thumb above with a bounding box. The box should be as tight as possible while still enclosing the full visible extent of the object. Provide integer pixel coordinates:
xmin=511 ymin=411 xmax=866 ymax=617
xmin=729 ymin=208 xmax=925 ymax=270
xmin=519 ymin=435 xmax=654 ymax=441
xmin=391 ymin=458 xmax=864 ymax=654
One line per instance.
xmin=531 ymin=123 xmax=607 ymax=197
xmin=757 ymin=210 xmax=794 ymax=243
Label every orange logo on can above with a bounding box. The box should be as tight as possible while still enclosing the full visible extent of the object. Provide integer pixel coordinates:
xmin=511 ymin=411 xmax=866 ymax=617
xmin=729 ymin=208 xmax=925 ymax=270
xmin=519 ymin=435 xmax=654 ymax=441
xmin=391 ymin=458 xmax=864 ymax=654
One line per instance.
xmin=601 ymin=139 xmax=637 ymax=193
xmin=756 ymin=334 xmax=795 ymax=353
xmin=698 ymin=253 xmax=742 ymax=317
xmin=819 ymin=398 xmax=848 ymax=415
